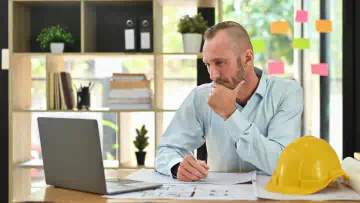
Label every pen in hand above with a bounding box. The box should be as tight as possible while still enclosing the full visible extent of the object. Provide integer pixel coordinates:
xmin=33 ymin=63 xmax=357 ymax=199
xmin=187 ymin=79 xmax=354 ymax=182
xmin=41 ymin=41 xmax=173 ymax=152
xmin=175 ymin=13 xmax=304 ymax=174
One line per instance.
xmin=184 ymin=144 xmax=199 ymax=163
xmin=183 ymin=144 xmax=209 ymax=179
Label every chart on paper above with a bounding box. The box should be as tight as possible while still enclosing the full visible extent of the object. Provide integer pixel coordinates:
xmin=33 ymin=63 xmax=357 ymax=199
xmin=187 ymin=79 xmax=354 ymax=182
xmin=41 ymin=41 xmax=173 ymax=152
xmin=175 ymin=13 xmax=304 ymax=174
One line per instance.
xmin=103 ymin=184 xmax=257 ymax=200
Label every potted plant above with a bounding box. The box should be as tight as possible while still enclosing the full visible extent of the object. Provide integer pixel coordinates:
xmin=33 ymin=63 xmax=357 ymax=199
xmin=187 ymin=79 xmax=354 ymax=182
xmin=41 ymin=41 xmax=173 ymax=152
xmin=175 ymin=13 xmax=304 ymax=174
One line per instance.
xmin=36 ymin=24 xmax=75 ymax=53
xmin=133 ymin=125 xmax=149 ymax=166
xmin=178 ymin=13 xmax=209 ymax=53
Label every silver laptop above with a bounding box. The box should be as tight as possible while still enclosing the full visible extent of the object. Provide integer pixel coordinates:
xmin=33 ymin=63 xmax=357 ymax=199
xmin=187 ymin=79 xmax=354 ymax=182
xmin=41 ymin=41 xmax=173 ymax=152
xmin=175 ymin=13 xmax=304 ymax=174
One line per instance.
xmin=37 ymin=117 xmax=162 ymax=195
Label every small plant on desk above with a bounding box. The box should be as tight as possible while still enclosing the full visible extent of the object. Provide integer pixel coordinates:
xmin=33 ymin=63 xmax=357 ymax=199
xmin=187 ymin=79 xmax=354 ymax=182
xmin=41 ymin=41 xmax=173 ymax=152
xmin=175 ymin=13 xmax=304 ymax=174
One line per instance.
xmin=133 ymin=125 xmax=149 ymax=166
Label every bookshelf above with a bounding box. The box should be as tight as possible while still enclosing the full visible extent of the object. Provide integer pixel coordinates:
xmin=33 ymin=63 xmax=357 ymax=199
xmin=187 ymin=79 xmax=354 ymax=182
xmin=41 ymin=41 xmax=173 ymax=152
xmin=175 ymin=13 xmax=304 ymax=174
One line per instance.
xmin=8 ymin=0 xmax=222 ymax=201
xmin=12 ymin=108 xmax=178 ymax=113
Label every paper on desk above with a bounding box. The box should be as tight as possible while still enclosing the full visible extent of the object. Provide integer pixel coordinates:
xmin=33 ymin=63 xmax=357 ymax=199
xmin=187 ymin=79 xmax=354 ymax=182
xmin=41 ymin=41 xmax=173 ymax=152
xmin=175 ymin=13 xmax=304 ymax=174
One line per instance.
xmin=254 ymin=175 xmax=360 ymax=201
xmin=126 ymin=168 xmax=256 ymax=185
xmin=103 ymin=183 xmax=257 ymax=200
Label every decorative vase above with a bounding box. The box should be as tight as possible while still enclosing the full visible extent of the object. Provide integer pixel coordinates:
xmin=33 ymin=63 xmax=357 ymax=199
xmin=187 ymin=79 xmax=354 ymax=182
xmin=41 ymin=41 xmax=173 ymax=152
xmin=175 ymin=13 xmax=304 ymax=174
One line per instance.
xmin=50 ymin=42 xmax=65 ymax=53
xmin=135 ymin=151 xmax=146 ymax=166
xmin=182 ymin=33 xmax=203 ymax=53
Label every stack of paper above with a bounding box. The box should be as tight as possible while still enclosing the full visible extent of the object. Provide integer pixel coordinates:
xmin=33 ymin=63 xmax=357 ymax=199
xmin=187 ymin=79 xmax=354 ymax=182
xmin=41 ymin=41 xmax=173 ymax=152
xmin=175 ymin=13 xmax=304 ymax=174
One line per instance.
xmin=108 ymin=73 xmax=152 ymax=110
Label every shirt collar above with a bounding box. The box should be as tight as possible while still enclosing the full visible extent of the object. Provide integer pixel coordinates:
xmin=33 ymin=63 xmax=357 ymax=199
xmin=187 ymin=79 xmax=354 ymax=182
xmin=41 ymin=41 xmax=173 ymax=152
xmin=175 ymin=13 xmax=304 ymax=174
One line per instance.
xmin=254 ymin=67 xmax=267 ymax=97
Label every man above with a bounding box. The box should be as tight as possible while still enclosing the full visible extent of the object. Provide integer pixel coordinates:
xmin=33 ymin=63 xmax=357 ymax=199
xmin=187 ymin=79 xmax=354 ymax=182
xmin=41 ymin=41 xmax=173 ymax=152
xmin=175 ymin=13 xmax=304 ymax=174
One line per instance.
xmin=155 ymin=21 xmax=304 ymax=182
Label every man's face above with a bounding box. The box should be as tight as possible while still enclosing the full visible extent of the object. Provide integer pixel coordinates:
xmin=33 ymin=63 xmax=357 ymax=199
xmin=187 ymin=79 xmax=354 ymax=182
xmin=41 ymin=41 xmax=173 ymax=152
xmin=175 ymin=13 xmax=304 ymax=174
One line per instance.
xmin=202 ymin=31 xmax=245 ymax=90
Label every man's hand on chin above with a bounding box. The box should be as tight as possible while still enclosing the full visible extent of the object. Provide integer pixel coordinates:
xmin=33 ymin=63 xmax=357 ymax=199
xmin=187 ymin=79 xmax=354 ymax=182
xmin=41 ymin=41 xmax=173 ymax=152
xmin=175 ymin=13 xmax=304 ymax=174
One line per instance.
xmin=207 ymin=80 xmax=245 ymax=120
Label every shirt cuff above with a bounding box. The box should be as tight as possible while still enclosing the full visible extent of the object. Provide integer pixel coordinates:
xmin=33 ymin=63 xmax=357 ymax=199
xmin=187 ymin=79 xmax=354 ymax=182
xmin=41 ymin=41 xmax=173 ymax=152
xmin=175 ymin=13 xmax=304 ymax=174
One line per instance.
xmin=224 ymin=110 xmax=251 ymax=142
xmin=167 ymin=157 xmax=183 ymax=179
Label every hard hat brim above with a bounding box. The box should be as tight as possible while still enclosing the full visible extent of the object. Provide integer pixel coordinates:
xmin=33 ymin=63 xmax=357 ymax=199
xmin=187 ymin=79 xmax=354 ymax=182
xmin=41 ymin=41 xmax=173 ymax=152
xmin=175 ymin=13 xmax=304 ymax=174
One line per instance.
xmin=265 ymin=170 xmax=348 ymax=195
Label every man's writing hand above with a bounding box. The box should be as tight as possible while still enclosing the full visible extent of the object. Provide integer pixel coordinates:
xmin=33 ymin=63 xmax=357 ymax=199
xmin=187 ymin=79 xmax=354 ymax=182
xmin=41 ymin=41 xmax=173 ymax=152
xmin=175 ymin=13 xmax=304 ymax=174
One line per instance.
xmin=177 ymin=156 xmax=209 ymax=182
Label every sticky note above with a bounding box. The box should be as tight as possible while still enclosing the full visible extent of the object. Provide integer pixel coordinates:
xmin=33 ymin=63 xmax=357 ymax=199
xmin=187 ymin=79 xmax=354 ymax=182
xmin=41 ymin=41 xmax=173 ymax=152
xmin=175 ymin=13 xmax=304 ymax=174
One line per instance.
xmin=316 ymin=20 xmax=332 ymax=33
xmin=270 ymin=21 xmax=289 ymax=34
xmin=312 ymin=63 xmax=328 ymax=76
xmin=268 ymin=61 xmax=285 ymax=75
xmin=296 ymin=10 xmax=308 ymax=23
xmin=251 ymin=40 xmax=265 ymax=52
xmin=293 ymin=38 xmax=310 ymax=49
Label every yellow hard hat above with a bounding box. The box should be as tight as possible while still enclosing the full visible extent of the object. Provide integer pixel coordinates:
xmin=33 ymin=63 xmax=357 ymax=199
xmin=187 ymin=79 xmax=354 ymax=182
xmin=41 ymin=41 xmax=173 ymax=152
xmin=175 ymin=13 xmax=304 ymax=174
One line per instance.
xmin=266 ymin=136 xmax=349 ymax=195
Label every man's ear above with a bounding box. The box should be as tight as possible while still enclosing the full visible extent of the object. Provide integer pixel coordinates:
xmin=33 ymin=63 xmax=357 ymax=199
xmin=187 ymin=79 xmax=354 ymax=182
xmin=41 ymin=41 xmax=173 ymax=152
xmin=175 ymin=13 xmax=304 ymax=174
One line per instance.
xmin=244 ymin=49 xmax=254 ymax=67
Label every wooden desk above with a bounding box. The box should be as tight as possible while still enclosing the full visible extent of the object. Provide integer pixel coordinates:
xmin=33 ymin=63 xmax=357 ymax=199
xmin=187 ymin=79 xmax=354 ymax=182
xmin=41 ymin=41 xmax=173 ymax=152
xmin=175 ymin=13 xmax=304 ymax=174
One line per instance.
xmin=14 ymin=169 xmax=360 ymax=203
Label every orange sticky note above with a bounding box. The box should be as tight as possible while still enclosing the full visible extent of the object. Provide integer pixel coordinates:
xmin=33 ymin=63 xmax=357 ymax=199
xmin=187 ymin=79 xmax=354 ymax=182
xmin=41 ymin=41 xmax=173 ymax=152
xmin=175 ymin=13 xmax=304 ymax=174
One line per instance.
xmin=312 ymin=63 xmax=328 ymax=76
xmin=270 ymin=21 xmax=289 ymax=34
xmin=316 ymin=20 xmax=332 ymax=33
xmin=268 ymin=61 xmax=285 ymax=75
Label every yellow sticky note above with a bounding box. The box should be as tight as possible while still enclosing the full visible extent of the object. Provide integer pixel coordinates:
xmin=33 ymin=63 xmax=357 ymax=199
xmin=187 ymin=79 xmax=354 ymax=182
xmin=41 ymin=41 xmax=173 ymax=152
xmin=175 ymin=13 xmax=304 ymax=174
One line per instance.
xmin=251 ymin=40 xmax=265 ymax=52
xmin=316 ymin=20 xmax=332 ymax=33
xmin=293 ymin=38 xmax=310 ymax=49
xmin=270 ymin=21 xmax=289 ymax=34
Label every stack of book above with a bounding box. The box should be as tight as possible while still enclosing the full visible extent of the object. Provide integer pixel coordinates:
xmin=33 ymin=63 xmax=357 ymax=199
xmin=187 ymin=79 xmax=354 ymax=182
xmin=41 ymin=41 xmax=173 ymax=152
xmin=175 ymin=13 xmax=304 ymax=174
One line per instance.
xmin=47 ymin=71 xmax=76 ymax=110
xmin=108 ymin=73 xmax=152 ymax=110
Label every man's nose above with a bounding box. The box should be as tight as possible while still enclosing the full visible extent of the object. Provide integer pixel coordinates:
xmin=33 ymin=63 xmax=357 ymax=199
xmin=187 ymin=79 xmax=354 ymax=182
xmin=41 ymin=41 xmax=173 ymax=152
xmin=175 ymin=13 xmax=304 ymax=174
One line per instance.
xmin=208 ymin=66 xmax=220 ymax=81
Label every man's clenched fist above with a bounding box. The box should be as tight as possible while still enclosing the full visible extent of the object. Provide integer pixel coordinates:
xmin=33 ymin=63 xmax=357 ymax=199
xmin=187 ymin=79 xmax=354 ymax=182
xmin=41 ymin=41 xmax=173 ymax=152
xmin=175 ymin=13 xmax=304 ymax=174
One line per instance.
xmin=208 ymin=80 xmax=245 ymax=120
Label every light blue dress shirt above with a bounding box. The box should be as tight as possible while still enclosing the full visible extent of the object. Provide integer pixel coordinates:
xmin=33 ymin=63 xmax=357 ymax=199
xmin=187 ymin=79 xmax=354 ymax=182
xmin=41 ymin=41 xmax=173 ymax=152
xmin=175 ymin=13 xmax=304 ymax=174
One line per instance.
xmin=155 ymin=68 xmax=304 ymax=177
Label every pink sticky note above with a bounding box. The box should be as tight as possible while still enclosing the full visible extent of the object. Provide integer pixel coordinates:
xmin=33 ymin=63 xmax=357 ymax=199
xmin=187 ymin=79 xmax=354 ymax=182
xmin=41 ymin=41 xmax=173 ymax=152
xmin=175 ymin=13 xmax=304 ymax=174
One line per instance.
xmin=268 ymin=61 xmax=285 ymax=75
xmin=296 ymin=10 xmax=308 ymax=23
xmin=312 ymin=63 xmax=328 ymax=76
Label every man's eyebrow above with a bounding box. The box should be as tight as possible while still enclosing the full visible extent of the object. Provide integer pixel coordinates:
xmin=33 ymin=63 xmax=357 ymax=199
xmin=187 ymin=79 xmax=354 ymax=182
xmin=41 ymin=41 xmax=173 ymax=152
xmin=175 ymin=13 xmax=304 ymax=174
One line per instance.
xmin=203 ymin=58 xmax=227 ymax=64
xmin=211 ymin=58 xmax=227 ymax=62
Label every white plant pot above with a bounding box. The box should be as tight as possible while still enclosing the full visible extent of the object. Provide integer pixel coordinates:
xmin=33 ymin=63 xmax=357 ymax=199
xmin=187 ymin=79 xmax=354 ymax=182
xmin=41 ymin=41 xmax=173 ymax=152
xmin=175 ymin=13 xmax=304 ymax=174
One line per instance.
xmin=50 ymin=42 xmax=65 ymax=53
xmin=182 ymin=33 xmax=203 ymax=53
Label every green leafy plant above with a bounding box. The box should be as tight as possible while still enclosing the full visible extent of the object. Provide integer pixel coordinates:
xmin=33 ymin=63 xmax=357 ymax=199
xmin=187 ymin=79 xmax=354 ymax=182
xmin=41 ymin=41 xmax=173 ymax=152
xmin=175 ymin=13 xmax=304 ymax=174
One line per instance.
xmin=133 ymin=125 xmax=149 ymax=152
xmin=178 ymin=13 xmax=209 ymax=34
xmin=36 ymin=24 xmax=75 ymax=51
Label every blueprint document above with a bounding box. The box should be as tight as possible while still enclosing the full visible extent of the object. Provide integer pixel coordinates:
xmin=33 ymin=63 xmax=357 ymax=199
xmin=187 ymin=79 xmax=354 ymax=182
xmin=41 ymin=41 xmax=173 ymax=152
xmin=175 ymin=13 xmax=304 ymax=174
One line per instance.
xmin=126 ymin=168 xmax=256 ymax=185
xmin=254 ymin=175 xmax=360 ymax=201
xmin=103 ymin=183 xmax=257 ymax=200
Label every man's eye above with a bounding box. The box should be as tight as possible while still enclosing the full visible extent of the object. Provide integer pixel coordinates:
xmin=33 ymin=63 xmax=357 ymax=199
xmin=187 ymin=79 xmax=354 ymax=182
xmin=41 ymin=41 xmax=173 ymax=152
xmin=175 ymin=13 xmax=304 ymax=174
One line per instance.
xmin=216 ymin=61 xmax=223 ymax=66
